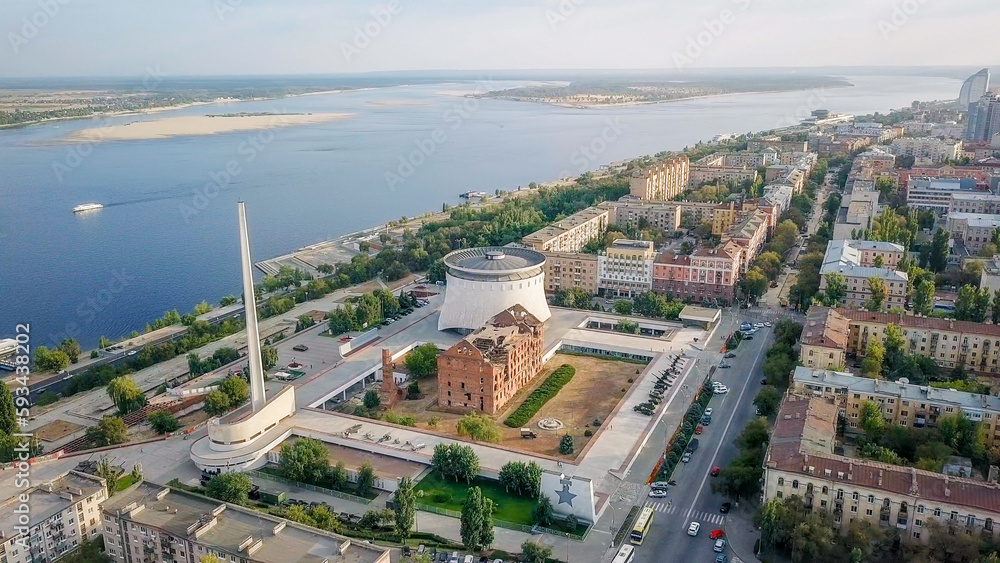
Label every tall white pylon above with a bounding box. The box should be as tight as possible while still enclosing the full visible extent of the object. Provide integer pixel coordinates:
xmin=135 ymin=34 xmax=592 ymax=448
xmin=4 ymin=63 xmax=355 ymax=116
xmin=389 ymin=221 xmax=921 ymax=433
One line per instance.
xmin=238 ymin=202 xmax=267 ymax=412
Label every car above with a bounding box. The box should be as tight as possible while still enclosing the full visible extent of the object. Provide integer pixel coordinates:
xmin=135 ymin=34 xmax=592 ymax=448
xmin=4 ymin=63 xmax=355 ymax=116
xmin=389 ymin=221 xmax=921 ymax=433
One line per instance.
xmin=714 ymin=539 xmax=727 ymax=553
xmin=740 ymin=323 xmax=752 ymax=331
xmin=695 ymin=425 xmax=703 ymax=434
xmin=724 ymin=352 xmax=736 ymax=358
xmin=687 ymin=522 xmax=700 ymax=536
xmin=744 ymin=335 xmax=754 ymax=340
xmin=716 ymin=387 xmax=729 ymax=395
xmin=760 ymin=378 xmax=767 ymax=385
xmin=701 ymin=416 xmax=712 ymax=425
xmin=650 ymin=481 xmax=670 ymax=490
xmin=710 ymin=466 xmax=720 ymax=476
xmin=716 ymin=555 xmax=729 ymax=563
xmin=754 ymin=323 xmax=764 ymax=328
xmin=719 ymin=362 xmax=730 ymax=369
xmin=720 ymin=502 xmax=732 ymax=513
xmin=402 ymin=546 xmax=413 ymax=557
xmin=764 ymin=321 xmax=773 ymax=327
xmin=648 ymin=489 xmax=668 ymax=498
xmin=292 ymin=344 xmax=309 ymax=352
xmin=681 ymin=452 xmax=692 ymax=463
xmin=709 ymin=529 xmax=725 ymax=540
xmin=704 ymin=408 xmax=714 ymax=417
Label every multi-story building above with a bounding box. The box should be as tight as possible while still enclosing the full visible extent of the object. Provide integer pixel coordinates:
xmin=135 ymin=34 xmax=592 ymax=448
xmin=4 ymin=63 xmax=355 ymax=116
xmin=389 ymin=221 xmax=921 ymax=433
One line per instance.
xmin=889 ymin=137 xmax=963 ymax=164
xmin=906 ymin=177 xmax=983 ymax=212
xmin=819 ymin=240 xmax=908 ymax=310
xmin=598 ymin=239 xmax=655 ymax=298
xmin=724 ymin=211 xmax=769 ymax=271
xmin=651 ymin=242 xmax=742 ymax=304
xmin=540 ymin=251 xmax=599 ymax=295
xmin=437 ymin=305 xmax=543 ymax=414
xmin=676 ymin=201 xmax=723 ymax=228
xmin=946 ymin=213 xmax=1000 ymax=254
xmin=981 ymin=255 xmax=1000 ymax=293
xmin=792 ymin=367 xmax=1000 ymax=441
xmin=800 ymin=307 xmax=849 ymax=370
xmin=949 ymin=192 xmax=1000 ymax=214
xmin=628 ymin=155 xmax=690 ymax=201
xmin=763 ymin=392 xmax=1000 ymax=544
xmin=747 ymin=137 xmax=809 ymax=153
xmin=602 ymin=199 xmax=682 ymax=232
xmin=966 ymin=94 xmax=1000 ymax=142
xmin=689 ymin=162 xmax=758 ymax=189
xmin=0 ymin=471 xmax=107 ymax=563
xmin=896 ymin=165 xmax=992 ymax=187
xmin=521 ymin=206 xmax=610 ymax=253
xmin=839 ymin=309 xmax=1000 ymax=375
xmin=102 ymin=481 xmax=390 ymax=563
xmin=816 ymin=136 xmax=873 ymax=155
xmin=832 ymin=186 xmax=879 ymax=242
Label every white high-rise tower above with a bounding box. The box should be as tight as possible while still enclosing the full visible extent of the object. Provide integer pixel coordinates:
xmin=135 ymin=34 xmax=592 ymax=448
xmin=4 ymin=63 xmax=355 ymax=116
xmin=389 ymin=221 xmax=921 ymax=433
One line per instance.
xmin=238 ymin=202 xmax=267 ymax=411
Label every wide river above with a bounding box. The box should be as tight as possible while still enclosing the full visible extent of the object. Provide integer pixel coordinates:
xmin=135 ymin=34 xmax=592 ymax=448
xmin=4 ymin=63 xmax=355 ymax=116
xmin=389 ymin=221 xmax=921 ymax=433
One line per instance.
xmin=0 ymin=74 xmax=962 ymax=348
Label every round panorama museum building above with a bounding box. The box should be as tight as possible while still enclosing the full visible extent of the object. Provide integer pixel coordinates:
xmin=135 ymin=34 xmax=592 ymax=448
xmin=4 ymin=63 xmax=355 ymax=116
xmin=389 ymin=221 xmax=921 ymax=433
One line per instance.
xmin=438 ymin=246 xmax=551 ymax=331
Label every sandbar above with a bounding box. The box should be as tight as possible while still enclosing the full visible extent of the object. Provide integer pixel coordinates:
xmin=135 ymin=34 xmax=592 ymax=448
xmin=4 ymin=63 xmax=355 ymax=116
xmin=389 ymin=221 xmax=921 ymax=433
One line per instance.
xmin=63 ymin=112 xmax=351 ymax=142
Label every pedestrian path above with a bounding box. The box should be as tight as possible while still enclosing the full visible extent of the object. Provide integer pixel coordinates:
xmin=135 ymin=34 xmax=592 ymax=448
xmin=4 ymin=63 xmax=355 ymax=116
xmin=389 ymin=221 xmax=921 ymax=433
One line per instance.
xmin=642 ymin=500 xmax=726 ymax=525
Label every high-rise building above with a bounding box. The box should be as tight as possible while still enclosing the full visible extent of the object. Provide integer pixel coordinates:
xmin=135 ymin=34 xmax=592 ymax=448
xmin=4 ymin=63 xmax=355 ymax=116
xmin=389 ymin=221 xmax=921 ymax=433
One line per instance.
xmin=959 ymin=68 xmax=991 ymax=108
xmin=965 ymin=94 xmax=1000 ymax=142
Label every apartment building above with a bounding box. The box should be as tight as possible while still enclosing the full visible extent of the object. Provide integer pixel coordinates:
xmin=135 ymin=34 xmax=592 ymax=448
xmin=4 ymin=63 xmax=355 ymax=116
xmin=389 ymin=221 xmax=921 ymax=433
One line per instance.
xmin=747 ymin=137 xmax=809 ymax=153
xmin=540 ymin=251 xmax=599 ymax=295
xmin=946 ymin=213 xmax=1000 ymax=254
xmin=628 ymin=155 xmax=690 ymax=201
xmin=819 ymin=240 xmax=908 ymax=310
xmin=817 ymin=136 xmax=873 ymax=155
xmin=949 ymin=192 xmax=1000 ymax=214
xmin=602 ymin=199 xmax=682 ymax=232
xmin=763 ymin=392 xmax=1000 ymax=544
xmin=832 ymin=186 xmax=880 ymax=241
xmin=841 ymin=309 xmax=1000 ymax=375
xmin=0 ymin=471 xmax=107 ymax=563
xmin=800 ymin=307 xmax=849 ymax=370
xmin=521 ymin=206 xmax=610 ymax=253
xmin=688 ymin=163 xmax=758 ymax=189
xmin=792 ymin=367 xmax=1000 ymax=442
xmin=897 ymin=165 xmax=993 ymax=188
xmin=598 ymin=239 xmax=655 ymax=298
xmin=676 ymin=202 xmax=723 ymax=228
xmin=652 ymin=242 xmax=742 ymax=304
xmin=102 ymin=481 xmax=389 ymax=563
xmin=889 ymin=137 xmax=963 ymax=164
xmin=724 ymin=211 xmax=769 ymax=271
xmin=438 ymin=305 xmax=544 ymax=414
xmin=906 ymin=177 xmax=982 ymax=212
xmin=981 ymin=255 xmax=1000 ymax=293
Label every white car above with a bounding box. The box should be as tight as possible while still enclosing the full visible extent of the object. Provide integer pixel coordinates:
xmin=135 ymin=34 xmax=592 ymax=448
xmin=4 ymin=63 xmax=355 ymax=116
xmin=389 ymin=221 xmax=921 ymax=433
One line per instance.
xmin=649 ymin=489 xmax=668 ymax=498
xmin=681 ymin=452 xmax=692 ymax=463
xmin=754 ymin=323 xmax=764 ymax=328
xmin=687 ymin=522 xmax=701 ymax=536
xmin=704 ymin=408 xmax=714 ymax=417
xmin=714 ymin=386 xmax=729 ymax=395
xmin=764 ymin=321 xmax=773 ymax=327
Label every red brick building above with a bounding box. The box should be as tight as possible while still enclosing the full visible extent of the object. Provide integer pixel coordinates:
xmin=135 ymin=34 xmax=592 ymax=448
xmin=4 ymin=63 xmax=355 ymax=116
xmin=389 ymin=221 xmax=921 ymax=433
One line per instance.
xmin=437 ymin=304 xmax=544 ymax=414
xmin=652 ymin=243 xmax=742 ymax=304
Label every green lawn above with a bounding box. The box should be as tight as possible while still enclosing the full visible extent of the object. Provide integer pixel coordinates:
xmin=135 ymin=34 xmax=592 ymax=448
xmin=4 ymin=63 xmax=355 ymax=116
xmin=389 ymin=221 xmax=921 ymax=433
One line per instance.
xmin=414 ymin=472 xmax=536 ymax=526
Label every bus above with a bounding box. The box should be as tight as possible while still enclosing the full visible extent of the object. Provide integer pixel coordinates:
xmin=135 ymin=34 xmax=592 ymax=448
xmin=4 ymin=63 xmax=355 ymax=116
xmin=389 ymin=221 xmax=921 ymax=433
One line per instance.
xmin=612 ymin=544 xmax=635 ymax=563
xmin=630 ymin=507 xmax=654 ymax=545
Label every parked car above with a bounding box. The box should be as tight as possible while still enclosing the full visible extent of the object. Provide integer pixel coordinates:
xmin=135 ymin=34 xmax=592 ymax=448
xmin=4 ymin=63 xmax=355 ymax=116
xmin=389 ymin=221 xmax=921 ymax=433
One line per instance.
xmin=704 ymin=408 xmax=713 ymax=417
xmin=710 ymin=529 xmax=725 ymax=540
xmin=714 ymin=539 xmax=727 ymax=553
xmin=695 ymin=425 xmax=703 ymax=435
xmin=744 ymin=335 xmax=754 ymax=340
xmin=764 ymin=321 xmax=773 ymax=327
xmin=716 ymin=555 xmax=729 ymax=563
xmin=760 ymin=378 xmax=767 ymax=385
xmin=650 ymin=481 xmax=670 ymax=490
xmin=292 ymin=344 xmax=308 ymax=352
xmin=713 ymin=386 xmax=729 ymax=395
xmin=648 ymin=489 xmax=668 ymax=498
xmin=681 ymin=452 xmax=692 ymax=463
xmin=710 ymin=466 xmax=720 ymax=476
xmin=719 ymin=362 xmax=731 ymax=369
xmin=720 ymin=502 xmax=732 ymax=513
xmin=702 ymin=416 xmax=712 ymax=425
xmin=687 ymin=522 xmax=701 ymax=536
xmin=724 ymin=352 xmax=736 ymax=358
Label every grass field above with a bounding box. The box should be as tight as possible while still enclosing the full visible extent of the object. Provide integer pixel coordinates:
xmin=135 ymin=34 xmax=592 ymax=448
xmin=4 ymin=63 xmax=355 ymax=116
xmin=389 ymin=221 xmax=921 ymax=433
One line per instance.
xmin=414 ymin=471 xmax=536 ymax=525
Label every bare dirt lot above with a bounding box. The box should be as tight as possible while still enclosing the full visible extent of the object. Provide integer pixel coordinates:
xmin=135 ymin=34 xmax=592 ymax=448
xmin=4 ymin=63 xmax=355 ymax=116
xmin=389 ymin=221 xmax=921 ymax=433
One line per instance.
xmin=351 ymin=353 xmax=644 ymax=459
xmin=34 ymin=420 xmax=85 ymax=442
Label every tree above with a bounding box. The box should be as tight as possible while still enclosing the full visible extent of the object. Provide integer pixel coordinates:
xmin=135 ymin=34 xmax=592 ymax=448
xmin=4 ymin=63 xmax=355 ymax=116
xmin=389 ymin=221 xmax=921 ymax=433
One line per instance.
xmin=95 ymin=456 xmax=119 ymax=497
xmin=0 ymin=383 xmax=17 ymax=435
xmin=866 ymin=276 xmax=886 ymax=311
xmin=753 ymin=387 xmax=782 ymax=417
xmin=356 ymin=460 xmax=375 ymax=496
xmin=200 ymin=556 xmax=223 ymax=563
xmin=521 ymin=541 xmax=552 ymax=563
xmin=823 ymin=272 xmax=847 ymax=306
xmin=974 ymin=287 xmax=992 ymax=323
xmin=613 ymin=300 xmax=633 ymax=315
xmin=206 ymin=472 xmax=252 ymax=505
xmin=363 ymin=389 xmax=381 ymax=410
xmin=479 ymin=497 xmax=495 ymax=549
xmin=559 ymin=434 xmax=574 ymax=454
xmin=929 ymin=227 xmax=950 ymax=272
xmin=58 ymin=338 xmax=81 ymax=363
xmin=147 ymin=411 xmax=179 ymax=434
xmin=394 ymin=477 xmax=416 ymax=540
xmin=993 ymin=288 xmax=1000 ymax=325
xmin=431 ymin=443 xmax=480 ymax=483
xmin=531 ymin=494 xmax=555 ymax=526
xmin=203 ymin=390 xmax=232 ymax=416
xmin=33 ymin=346 xmax=70 ymax=372
xmin=755 ymin=251 xmax=784 ymax=281
xmin=279 ymin=438 xmax=330 ymax=485
xmin=861 ymin=339 xmax=885 ymax=379
xmin=460 ymin=486 xmax=486 ymax=551
xmin=499 ymin=461 xmax=542 ymax=497
xmin=912 ymin=279 xmax=935 ymax=316
xmin=330 ymin=460 xmax=349 ymax=489
xmin=456 ymin=413 xmax=502 ymax=442
xmin=859 ymin=401 xmax=885 ymax=440
xmin=261 ymin=346 xmax=278 ymax=370
xmin=741 ymin=267 xmax=768 ymax=303
xmin=86 ymin=416 xmax=129 ymax=446
xmin=404 ymin=343 xmax=439 ymax=377
xmin=106 ymin=376 xmax=147 ymax=415
xmin=218 ymin=376 xmax=249 ymax=406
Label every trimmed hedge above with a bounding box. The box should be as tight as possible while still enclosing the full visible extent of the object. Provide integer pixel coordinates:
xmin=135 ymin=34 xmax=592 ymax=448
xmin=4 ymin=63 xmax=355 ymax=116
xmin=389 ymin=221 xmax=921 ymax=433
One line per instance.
xmin=504 ymin=364 xmax=576 ymax=427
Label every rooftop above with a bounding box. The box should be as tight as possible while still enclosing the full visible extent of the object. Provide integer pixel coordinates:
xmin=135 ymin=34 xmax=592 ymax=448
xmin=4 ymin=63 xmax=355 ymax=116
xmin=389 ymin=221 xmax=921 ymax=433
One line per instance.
xmin=522 ymin=207 xmax=609 ymax=243
xmin=837 ymin=308 xmax=1000 ymax=338
xmin=949 ymin=213 xmax=1000 ymax=229
xmin=0 ymin=471 xmax=105 ymax=532
xmin=103 ymin=482 xmax=388 ymax=563
xmin=801 ymin=307 xmax=849 ymax=350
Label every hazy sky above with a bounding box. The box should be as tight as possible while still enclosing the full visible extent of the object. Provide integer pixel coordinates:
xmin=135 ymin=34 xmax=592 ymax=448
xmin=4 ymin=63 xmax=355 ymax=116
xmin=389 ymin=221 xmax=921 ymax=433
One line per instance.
xmin=2 ymin=0 xmax=997 ymax=77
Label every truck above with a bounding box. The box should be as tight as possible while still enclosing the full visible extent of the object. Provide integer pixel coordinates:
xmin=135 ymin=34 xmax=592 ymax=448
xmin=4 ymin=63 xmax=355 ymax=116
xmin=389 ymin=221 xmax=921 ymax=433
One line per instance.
xmin=520 ymin=428 xmax=537 ymax=439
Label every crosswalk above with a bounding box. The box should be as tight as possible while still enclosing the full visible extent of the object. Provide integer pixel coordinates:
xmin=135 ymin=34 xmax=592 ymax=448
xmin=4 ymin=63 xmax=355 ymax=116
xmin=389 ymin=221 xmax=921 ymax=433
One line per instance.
xmin=643 ymin=500 xmax=726 ymax=525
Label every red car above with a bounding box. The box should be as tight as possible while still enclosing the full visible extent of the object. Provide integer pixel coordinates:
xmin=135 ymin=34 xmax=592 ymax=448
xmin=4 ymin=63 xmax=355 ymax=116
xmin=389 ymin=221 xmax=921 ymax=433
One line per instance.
xmin=695 ymin=426 xmax=704 ymax=435
xmin=710 ymin=529 xmax=725 ymax=540
xmin=710 ymin=466 xmax=720 ymax=477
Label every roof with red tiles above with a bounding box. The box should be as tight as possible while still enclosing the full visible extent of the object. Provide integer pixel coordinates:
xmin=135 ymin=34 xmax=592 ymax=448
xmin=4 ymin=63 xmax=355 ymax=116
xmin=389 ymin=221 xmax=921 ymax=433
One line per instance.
xmin=802 ymin=306 xmax=849 ymax=349
xmin=836 ymin=308 xmax=1000 ymax=338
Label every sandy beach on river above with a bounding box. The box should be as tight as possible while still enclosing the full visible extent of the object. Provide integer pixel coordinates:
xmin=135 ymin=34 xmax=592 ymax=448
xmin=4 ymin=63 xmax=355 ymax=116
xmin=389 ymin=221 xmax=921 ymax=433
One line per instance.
xmin=63 ymin=112 xmax=351 ymax=142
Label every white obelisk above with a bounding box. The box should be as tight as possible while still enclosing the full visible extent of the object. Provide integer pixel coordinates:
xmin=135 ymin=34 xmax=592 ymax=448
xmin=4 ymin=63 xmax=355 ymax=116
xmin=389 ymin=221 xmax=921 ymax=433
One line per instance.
xmin=238 ymin=202 xmax=267 ymax=412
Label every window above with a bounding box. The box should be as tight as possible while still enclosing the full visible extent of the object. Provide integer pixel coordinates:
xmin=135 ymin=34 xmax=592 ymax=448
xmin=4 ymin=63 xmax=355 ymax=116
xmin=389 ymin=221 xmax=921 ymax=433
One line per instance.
xmin=778 ymin=477 xmax=784 ymax=486
xmin=853 ymin=492 xmax=860 ymax=501
xmin=868 ymin=495 xmax=875 ymax=504
xmin=792 ymin=480 xmax=799 ymax=489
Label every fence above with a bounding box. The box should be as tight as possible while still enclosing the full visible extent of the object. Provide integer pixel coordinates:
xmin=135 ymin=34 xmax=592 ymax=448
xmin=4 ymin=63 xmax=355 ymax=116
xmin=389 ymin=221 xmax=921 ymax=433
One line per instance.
xmin=415 ymin=502 xmax=589 ymax=541
xmin=248 ymin=470 xmax=374 ymax=505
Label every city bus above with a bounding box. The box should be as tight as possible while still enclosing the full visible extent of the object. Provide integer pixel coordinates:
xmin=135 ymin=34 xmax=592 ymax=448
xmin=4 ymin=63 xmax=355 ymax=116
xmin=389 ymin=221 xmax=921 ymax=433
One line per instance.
xmin=613 ymin=544 xmax=635 ymax=563
xmin=630 ymin=506 xmax=654 ymax=544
